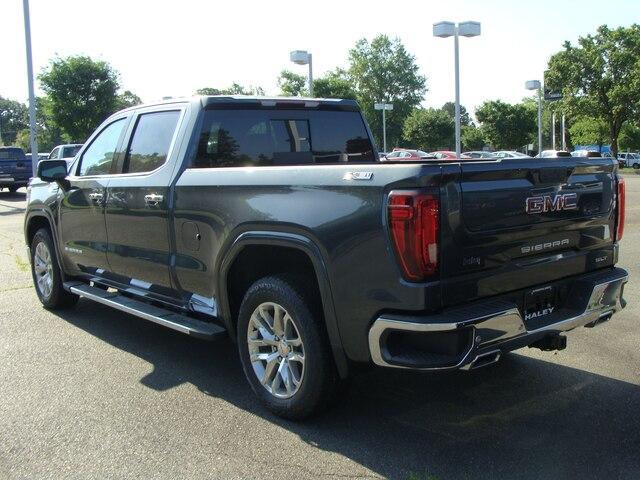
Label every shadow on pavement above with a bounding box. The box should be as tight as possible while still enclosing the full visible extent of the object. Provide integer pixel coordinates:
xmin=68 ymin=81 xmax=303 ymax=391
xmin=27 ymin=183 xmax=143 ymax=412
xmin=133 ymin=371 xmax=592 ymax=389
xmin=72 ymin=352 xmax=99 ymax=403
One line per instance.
xmin=57 ymin=299 xmax=640 ymax=480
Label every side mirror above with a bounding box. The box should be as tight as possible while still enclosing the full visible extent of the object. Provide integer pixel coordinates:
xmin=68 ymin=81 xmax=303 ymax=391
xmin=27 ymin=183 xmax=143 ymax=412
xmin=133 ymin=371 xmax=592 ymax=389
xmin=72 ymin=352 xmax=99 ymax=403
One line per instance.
xmin=37 ymin=160 xmax=68 ymax=183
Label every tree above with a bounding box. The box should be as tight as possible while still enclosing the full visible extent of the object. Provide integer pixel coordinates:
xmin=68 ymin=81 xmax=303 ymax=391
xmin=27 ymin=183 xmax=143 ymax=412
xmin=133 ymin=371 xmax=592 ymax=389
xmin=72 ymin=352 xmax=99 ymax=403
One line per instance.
xmin=0 ymin=97 xmax=28 ymax=145
xmin=277 ymin=70 xmax=307 ymax=97
xmin=348 ymin=35 xmax=427 ymax=149
xmin=545 ymin=24 xmax=640 ymax=158
xmin=620 ymin=122 xmax=640 ymax=151
xmin=569 ymin=117 xmax=609 ymax=149
xmin=461 ymin=125 xmax=486 ymax=150
xmin=115 ymin=90 xmax=142 ymax=110
xmin=403 ymin=108 xmax=454 ymax=151
xmin=441 ymin=101 xmax=472 ymax=126
xmin=38 ymin=55 xmax=121 ymax=142
xmin=313 ymin=69 xmax=357 ymax=99
xmin=475 ymin=100 xmax=536 ymax=150
xmin=196 ymin=83 xmax=265 ymax=96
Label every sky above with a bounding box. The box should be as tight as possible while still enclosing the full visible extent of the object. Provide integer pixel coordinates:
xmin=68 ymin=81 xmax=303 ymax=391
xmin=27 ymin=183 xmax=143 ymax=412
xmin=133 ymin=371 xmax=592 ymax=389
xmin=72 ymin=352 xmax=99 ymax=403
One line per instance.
xmin=3 ymin=0 xmax=640 ymax=115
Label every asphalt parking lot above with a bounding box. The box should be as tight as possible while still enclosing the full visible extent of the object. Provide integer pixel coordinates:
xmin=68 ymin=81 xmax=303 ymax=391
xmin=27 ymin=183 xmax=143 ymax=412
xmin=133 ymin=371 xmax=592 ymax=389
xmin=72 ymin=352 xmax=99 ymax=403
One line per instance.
xmin=0 ymin=179 xmax=638 ymax=480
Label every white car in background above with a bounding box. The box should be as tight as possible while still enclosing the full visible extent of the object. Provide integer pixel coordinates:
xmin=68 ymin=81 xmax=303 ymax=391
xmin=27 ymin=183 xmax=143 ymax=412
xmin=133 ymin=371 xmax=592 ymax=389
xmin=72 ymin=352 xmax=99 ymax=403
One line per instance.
xmin=48 ymin=144 xmax=83 ymax=168
xmin=618 ymin=152 xmax=640 ymax=168
xmin=493 ymin=150 xmax=531 ymax=158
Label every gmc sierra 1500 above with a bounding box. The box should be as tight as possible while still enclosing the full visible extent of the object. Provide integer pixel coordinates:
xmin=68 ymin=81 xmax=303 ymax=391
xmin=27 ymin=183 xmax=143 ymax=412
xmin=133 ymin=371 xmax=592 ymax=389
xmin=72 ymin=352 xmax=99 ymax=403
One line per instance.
xmin=25 ymin=96 xmax=628 ymax=419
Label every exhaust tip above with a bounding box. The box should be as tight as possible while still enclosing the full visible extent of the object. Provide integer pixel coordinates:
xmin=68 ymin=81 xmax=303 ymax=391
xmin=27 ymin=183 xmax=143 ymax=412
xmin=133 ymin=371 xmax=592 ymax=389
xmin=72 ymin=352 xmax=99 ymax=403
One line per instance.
xmin=464 ymin=350 xmax=501 ymax=370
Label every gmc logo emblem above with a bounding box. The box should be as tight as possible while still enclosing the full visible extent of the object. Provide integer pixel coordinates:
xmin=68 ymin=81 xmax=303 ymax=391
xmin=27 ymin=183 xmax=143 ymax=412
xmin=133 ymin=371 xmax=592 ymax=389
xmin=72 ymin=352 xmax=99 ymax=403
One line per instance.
xmin=526 ymin=193 xmax=578 ymax=214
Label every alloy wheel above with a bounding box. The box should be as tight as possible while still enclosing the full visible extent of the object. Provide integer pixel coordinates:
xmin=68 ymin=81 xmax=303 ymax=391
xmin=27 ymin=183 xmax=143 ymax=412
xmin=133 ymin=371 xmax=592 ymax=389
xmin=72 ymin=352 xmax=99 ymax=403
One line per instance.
xmin=247 ymin=302 xmax=306 ymax=399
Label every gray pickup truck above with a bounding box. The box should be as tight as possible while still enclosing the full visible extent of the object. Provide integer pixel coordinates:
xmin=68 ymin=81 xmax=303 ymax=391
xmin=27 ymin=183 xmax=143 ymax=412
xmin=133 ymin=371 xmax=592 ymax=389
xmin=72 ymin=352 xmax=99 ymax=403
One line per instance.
xmin=25 ymin=96 xmax=628 ymax=419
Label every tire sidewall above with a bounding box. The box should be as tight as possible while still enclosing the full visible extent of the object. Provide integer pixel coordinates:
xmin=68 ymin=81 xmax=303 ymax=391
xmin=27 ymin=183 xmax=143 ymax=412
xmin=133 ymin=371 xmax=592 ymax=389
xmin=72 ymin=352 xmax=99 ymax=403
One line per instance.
xmin=237 ymin=276 xmax=332 ymax=419
xmin=30 ymin=229 xmax=65 ymax=308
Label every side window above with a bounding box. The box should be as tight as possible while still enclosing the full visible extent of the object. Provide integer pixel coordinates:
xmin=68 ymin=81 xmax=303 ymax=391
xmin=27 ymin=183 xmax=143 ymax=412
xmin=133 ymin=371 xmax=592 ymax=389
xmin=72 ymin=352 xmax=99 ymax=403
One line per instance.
xmin=78 ymin=119 xmax=126 ymax=176
xmin=49 ymin=147 xmax=59 ymax=159
xmin=124 ymin=111 xmax=180 ymax=174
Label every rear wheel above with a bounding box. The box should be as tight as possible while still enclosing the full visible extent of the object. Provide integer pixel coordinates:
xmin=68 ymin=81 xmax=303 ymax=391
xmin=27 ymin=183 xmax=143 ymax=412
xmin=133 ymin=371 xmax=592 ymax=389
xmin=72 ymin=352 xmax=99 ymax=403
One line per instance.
xmin=237 ymin=275 xmax=338 ymax=420
xmin=633 ymin=163 xmax=639 ymax=169
xmin=30 ymin=228 xmax=78 ymax=309
xmin=8 ymin=185 xmax=18 ymax=193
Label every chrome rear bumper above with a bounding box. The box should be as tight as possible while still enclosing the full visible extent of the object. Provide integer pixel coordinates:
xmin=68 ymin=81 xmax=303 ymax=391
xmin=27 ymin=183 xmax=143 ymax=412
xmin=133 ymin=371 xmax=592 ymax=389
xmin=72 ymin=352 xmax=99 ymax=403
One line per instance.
xmin=368 ymin=268 xmax=628 ymax=371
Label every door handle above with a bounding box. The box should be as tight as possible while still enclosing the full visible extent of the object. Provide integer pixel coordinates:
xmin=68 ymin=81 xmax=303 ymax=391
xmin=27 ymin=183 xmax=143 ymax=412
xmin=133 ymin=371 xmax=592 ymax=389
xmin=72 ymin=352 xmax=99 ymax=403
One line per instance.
xmin=144 ymin=193 xmax=164 ymax=207
xmin=88 ymin=192 xmax=104 ymax=204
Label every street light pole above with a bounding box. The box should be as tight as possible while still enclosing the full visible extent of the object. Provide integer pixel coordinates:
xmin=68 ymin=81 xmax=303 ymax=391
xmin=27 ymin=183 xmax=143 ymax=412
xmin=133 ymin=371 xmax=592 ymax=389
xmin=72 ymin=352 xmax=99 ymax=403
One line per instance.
xmin=551 ymin=111 xmax=556 ymax=150
xmin=433 ymin=21 xmax=481 ymax=158
xmin=307 ymin=53 xmax=313 ymax=97
xmin=561 ymin=114 xmax=566 ymax=151
xmin=526 ymin=80 xmax=543 ymax=155
xmin=374 ymin=103 xmax=393 ymax=152
xmin=22 ymin=0 xmax=38 ymax=176
xmin=453 ymin=30 xmax=461 ymax=158
xmin=537 ymin=85 xmax=543 ymax=154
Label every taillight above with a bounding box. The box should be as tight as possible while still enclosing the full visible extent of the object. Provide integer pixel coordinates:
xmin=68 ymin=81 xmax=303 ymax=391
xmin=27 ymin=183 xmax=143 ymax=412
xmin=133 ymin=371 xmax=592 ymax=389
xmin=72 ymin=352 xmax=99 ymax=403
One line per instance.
xmin=388 ymin=191 xmax=439 ymax=281
xmin=616 ymin=177 xmax=625 ymax=241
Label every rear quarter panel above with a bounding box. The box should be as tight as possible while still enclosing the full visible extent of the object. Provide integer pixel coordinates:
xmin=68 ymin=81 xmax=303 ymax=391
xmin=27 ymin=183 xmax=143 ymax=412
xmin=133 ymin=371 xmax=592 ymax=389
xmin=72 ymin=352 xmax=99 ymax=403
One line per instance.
xmin=173 ymin=163 xmax=443 ymax=362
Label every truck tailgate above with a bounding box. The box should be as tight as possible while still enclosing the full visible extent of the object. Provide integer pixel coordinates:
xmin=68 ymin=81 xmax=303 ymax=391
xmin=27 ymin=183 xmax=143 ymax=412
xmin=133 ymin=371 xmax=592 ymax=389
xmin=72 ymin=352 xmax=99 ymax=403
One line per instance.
xmin=439 ymin=156 xmax=619 ymax=307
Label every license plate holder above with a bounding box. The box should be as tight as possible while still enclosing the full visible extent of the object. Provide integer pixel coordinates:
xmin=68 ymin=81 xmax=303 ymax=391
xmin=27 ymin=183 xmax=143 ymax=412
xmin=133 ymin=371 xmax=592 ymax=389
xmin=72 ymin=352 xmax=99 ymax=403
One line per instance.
xmin=523 ymin=285 xmax=558 ymax=324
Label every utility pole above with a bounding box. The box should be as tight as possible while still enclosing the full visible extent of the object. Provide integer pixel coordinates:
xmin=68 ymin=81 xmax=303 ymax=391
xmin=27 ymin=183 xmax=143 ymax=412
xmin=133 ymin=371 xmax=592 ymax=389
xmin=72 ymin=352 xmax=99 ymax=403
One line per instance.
xmin=374 ymin=103 xmax=393 ymax=152
xmin=22 ymin=0 xmax=38 ymax=176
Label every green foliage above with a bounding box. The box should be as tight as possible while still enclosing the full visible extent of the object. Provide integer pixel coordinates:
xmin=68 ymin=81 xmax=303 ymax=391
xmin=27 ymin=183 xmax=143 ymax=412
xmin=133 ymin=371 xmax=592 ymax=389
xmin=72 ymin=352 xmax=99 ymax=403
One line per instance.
xmin=313 ymin=69 xmax=357 ymax=99
xmin=349 ymin=35 xmax=427 ymax=149
xmin=620 ymin=122 xmax=640 ymax=150
xmin=196 ymin=83 xmax=265 ymax=96
xmin=441 ymin=101 xmax=472 ymax=126
xmin=569 ymin=117 xmax=608 ymax=147
xmin=475 ymin=100 xmax=536 ymax=150
xmin=403 ymin=108 xmax=454 ymax=151
xmin=545 ymin=24 xmax=640 ymax=157
xmin=461 ymin=125 xmax=486 ymax=150
xmin=115 ymin=90 xmax=142 ymax=110
xmin=38 ymin=55 xmax=121 ymax=142
xmin=277 ymin=70 xmax=307 ymax=97
xmin=0 ymin=97 xmax=29 ymax=145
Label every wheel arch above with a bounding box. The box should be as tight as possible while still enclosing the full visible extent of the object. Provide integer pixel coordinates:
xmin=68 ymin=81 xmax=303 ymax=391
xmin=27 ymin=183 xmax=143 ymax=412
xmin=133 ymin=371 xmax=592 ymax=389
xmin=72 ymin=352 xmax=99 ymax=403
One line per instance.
xmin=218 ymin=230 xmax=348 ymax=378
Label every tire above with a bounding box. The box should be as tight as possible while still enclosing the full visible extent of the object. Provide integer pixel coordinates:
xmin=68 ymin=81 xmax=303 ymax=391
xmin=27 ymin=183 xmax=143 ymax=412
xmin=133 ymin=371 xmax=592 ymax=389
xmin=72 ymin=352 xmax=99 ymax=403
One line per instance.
xmin=8 ymin=185 xmax=18 ymax=193
xmin=237 ymin=275 xmax=338 ymax=420
xmin=30 ymin=228 xmax=78 ymax=309
xmin=633 ymin=163 xmax=639 ymax=169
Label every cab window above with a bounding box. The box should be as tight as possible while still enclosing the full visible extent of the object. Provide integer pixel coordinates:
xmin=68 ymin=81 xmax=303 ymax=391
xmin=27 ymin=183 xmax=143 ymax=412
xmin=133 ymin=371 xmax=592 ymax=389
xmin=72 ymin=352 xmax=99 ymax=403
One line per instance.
xmin=78 ymin=119 xmax=126 ymax=176
xmin=124 ymin=111 xmax=180 ymax=173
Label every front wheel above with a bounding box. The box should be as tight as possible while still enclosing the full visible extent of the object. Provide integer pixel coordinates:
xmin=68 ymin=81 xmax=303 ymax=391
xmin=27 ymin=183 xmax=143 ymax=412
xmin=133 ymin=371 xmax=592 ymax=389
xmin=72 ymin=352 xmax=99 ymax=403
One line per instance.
xmin=237 ymin=275 xmax=338 ymax=420
xmin=633 ymin=163 xmax=639 ymax=169
xmin=30 ymin=228 xmax=78 ymax=309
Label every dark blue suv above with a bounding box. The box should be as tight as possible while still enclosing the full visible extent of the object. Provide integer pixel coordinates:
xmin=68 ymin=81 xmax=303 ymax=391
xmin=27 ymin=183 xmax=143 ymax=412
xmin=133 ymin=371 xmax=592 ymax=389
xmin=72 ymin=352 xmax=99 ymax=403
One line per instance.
xmin=0 ymin=147 xmax=32 ymax=192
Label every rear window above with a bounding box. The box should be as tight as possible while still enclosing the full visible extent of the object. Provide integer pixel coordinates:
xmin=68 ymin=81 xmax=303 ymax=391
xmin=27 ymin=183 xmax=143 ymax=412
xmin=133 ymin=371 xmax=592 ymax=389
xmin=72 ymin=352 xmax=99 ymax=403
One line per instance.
xmin=193 ymin=109 xmax=375 ymax=168
xmin=0 ymin=148 xmax=26 ymax=161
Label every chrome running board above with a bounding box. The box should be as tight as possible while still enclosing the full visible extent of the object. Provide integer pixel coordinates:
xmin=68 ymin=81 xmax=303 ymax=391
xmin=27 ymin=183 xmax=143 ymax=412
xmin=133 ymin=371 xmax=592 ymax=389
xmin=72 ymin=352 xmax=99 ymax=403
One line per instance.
xmin=65 ymin=282 xmax=226 ymax=340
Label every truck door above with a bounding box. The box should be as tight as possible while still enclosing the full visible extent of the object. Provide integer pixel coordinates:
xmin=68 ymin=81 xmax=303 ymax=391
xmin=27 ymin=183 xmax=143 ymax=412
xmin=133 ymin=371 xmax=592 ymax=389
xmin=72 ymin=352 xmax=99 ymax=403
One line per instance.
xmin=104 ymin=107 xmax=184 ymax=296
xmin=58 ymin=117 xmax=129 ymax=275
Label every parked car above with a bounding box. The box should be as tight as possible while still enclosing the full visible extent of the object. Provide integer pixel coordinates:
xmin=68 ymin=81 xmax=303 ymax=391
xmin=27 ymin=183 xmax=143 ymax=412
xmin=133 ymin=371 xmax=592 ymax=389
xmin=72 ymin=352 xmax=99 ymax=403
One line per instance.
xmin=618 ymin=152 xmax=640 ymax=168
xmin=26 ymin=96 xmax=628 ymax=420
xmin=493 ymin=150 xmax=531 ymax=159
xmin=384 ymin=148 xmax=432 ymax=160
xmin=48 ymin=144 xmax=83 ymax=167
xmin=428 ymin=150 xmax=471 ymax=160
xmin=0 ymin=146 xmax=32 ymax=192
xmin=571 ymin=150 xmax=602 ymax=158
xmin=463 ymin=151 xmax=496 ymax=159
xmin=536 ymin=150 xmax=572 ymax=158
